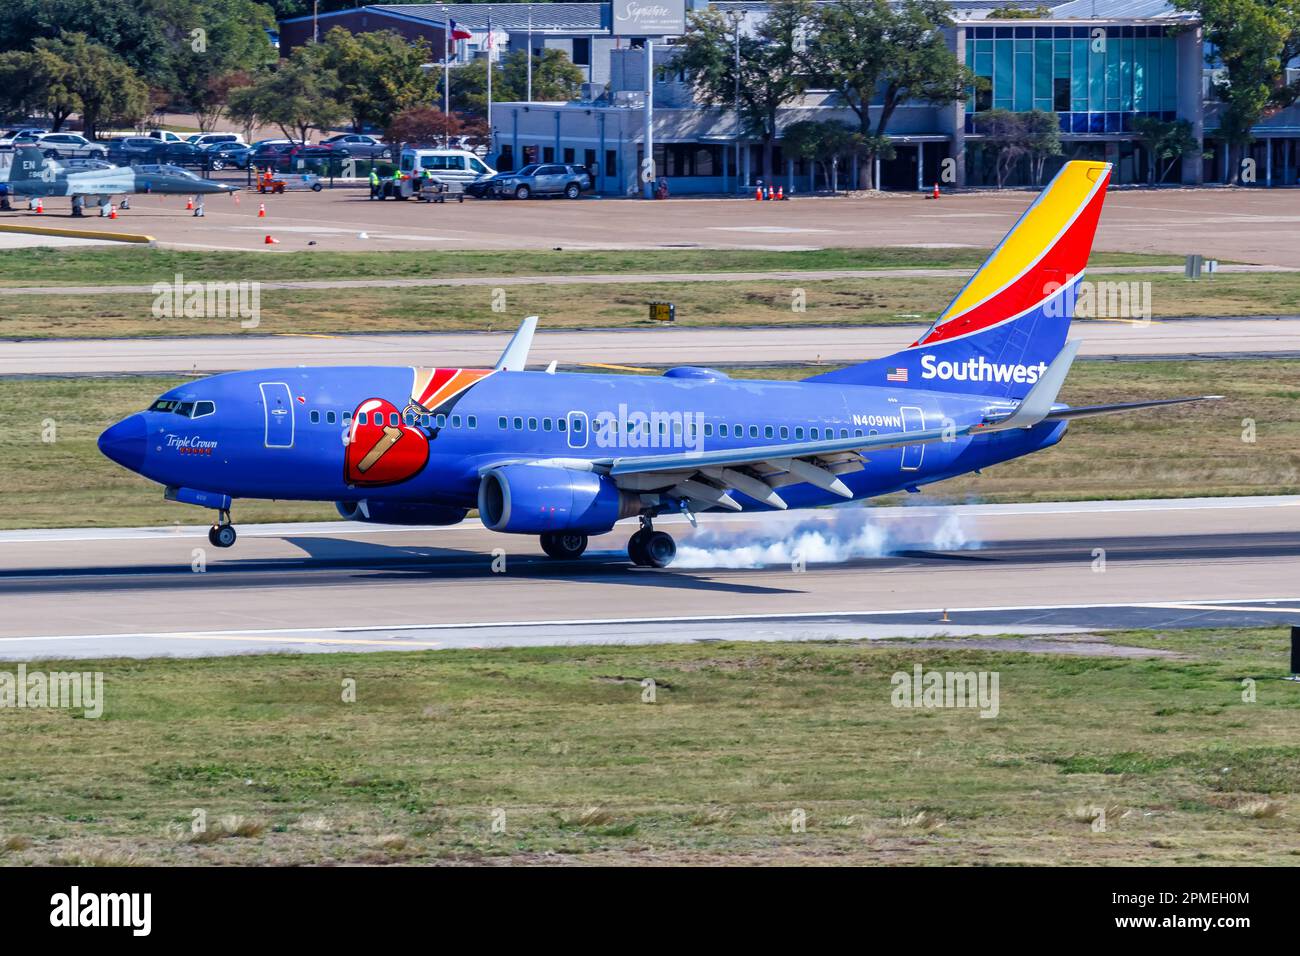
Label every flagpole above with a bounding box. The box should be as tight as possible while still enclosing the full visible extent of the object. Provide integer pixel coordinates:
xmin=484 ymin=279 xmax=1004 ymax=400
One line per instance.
xmin=526 ymin=5 xmax=533 ymax=102
xmin=442 ymin=4 xmax=451 ymax=146
xmin=486 ymin=8 xmax=494 ymax=158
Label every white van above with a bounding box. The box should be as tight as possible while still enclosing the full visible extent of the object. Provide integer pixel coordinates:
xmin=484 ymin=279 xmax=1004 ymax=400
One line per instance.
xmin=398 ymin=148 xmax=494 ymax=187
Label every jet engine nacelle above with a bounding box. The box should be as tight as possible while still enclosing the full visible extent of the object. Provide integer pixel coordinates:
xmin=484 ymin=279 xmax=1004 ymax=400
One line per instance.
xmin=335 ymin=500 xmax=467 ymax=526
xmin=478 ymin=465 xmax=638 ymax=534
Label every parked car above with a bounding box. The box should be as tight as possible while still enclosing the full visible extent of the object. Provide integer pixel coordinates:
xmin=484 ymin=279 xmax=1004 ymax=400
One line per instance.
xmin=106 ymin=136 xmax=166 ymax=164
xmin=147 ymin=130 xmax=188 ymax=144
xmin=205 ymin=142 xmax=253 ymax=170
xmin=390 ymin=148 xmax=493 ymax=197
xmin=494 ymin=163 xmax=592 ymax=200
xmin=0 ymin=127 xmax=49 ymax=145
xmin=187 ymin=132 xmax=245 ymax=149
xmin=33 ymin=132 xmax=107 ymax=160
xmin=464 ymin=170 xmax=518 ymax=199
xmin=257 ymin=143 xmax=351 ymax=173
xmin=320 ymin=133 xmax=391 ymax=160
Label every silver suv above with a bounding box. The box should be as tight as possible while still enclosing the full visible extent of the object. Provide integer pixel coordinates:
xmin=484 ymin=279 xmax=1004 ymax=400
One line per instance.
xmin=498 ymin=163 xmax=592 ymax=200
xmin=34 ymin=132 xmax=107 ymax=160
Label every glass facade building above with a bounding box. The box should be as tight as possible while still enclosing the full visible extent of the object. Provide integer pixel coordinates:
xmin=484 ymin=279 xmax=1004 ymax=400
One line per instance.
xmin=965 ymin=25 xmax=1180 ymax=136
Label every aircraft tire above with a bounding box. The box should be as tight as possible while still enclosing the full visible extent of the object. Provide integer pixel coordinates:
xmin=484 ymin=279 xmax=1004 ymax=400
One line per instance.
xmin=210 ymin=524 xmax=237 ymax=548
xmin=540 ymin=531 xmax=588 ymax=560
xmin=643 ymin=531 xmax=676 ymax=568
xmin=627 ymin=529 xmax=651 ymax=566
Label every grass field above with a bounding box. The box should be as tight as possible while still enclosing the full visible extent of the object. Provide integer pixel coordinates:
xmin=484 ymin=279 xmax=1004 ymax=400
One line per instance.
xmin=2 ymin=360 xmax=1295 ymax=529
xmin=0 ymin=628 xmax=1295 ymax=865
xmin=0 ymin=245 xmax=1182 ymax=287
xmin=4 ymin=271 xmax=1300 ymax=339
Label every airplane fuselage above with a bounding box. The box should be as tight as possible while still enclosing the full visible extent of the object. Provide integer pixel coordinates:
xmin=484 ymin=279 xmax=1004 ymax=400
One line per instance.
xmin=106 ymin=365 xmax=1067 ymax=516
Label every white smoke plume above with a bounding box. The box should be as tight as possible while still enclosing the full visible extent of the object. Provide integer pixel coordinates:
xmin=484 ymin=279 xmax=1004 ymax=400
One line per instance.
xmin=672 ymin=505 xmax=979 ymax=570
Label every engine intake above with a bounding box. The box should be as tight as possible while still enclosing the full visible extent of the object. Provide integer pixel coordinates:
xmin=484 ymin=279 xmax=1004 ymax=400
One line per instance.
xmin=335 ymin=500 xmax=467 ymax=526
xmin=478 ymin=465 xmax=638 ymax=534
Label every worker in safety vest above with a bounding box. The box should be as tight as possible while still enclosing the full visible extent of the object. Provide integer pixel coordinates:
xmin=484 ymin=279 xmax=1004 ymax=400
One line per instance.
xmin=390 ymin=167 xmax=402 ymax=198
xmin=369 ymin=168 xmax=380 ymax=199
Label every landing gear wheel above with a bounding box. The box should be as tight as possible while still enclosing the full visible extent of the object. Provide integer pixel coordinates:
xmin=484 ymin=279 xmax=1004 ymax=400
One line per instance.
xmin=540 ymin=531 xmax=588 ymax=559
xmin=628 ymin=528 xmax=651 ymax=566
xmin=209 ymin=510 xmax=236 ymax=548
xmin=642 ymin=530 xmax=676 ymax=568
xmin=209 ymin=524 xmax=237 ymax=548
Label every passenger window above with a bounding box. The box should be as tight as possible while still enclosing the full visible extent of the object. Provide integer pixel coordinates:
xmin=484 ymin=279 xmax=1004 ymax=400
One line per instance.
xmin=779 ymin=426 xmax=789 ymax=440
xmin=467 ymin=415 xmax=477 ymax=428
xmin=310 ymin=410 xmax=320 ymax=424
xmin=764 ymin=425 xmax=774 ymax=439
xmin=499 ymin=416 xmax=507 ymax=429
xmin=840 ymin=429 xmax=848 ymax=438
xmin=451 ymin=415 xmax=461 ymax=428
xmin=869 ymin=429 xmax=878 ymax=436
xmin=390 ymin=413 xmax=400 ymax=427
xmin=794 ymin=427 xmax=803 ymax=440
xmin=343 ymin=412 xmax=352 ymax=424
xmin=327 ymin=411 xmax=337 ymax=424
xmin=436 ymin=414 xmax=447 ymax=428
xmin=528 ymin=417 xmax=538 ymax=431
xmin=572 ymin=419 xmax=583 ymax=433
xmin=557 ymin=418 xmax=566 ymax=432
xmin=719 ymin=424 xmax=728 ymax=437
xmin=704 ymin=423 xmax=713 ymax=437
xmin=854 ymin=429 xmax=864 ymax=437
xmin=357 ymin=412 xmax=368 ymax=425
xmin=513 ymin=417 xmax=523 ymax=430
xmin=749 ymin=425 xmax=758 ymax=438
xmin=811 ymin=427 xmax=819 ymax=440
xmin=543 ymin=418 xmax=552 ymax=431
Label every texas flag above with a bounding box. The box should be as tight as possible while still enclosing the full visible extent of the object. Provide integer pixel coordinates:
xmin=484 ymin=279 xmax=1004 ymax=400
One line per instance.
xmin=447 ymin=19 xmax=472 ymax=41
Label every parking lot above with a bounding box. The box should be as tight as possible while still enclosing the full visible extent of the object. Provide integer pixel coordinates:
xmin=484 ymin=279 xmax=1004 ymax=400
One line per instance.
xmin=1 ymin=181 xmax=1298 ymax=266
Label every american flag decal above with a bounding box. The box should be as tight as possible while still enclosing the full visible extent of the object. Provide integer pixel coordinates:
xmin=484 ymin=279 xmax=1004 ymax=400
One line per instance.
xmin=886 ymin=367 xmax=909 ymax=382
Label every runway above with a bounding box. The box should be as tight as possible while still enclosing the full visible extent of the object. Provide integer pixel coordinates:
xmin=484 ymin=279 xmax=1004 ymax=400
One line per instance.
xmin=5 ymin=317 xmax=1298 ymax=376
xmin=2 ymin=496 xmax=1298 ymax=659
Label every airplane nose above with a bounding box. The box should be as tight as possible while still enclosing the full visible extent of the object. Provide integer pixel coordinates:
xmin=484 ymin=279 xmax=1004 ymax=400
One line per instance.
xmin=98 ymin=414 xmax=147 ymax=472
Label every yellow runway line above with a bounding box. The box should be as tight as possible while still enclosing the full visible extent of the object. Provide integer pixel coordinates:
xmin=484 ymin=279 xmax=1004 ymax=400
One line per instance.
xmin=0 ymin=222 xmax=154 ymax=244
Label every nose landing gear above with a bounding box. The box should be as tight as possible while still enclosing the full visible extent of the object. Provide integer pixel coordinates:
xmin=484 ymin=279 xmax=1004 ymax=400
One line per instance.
xmin=628 ymin=517 xmax=676 ymax=568
xmin=208 ymin=509 xmax=237 ymax=548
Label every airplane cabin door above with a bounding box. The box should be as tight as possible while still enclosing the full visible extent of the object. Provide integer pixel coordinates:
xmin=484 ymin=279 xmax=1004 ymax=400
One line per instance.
xmin=900 ymin=406 xmax=924 ymax=471
xmin=260 ymin=382 xmax=295 ymax=448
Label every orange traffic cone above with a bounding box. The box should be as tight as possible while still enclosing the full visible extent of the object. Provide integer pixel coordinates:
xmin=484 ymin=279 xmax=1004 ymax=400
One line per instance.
xmin=932 ymin=182 xmax=940 ymax=199
xmin=776 ymin=185 xmax=784 ymax=200
xmin=185 ymin=197 xmax=194 ymax=210
xmin=109 ymin=205 xmax=117 ymax=219
xmin=34 ymin=198 xmax=43 ymax=214
xmin=754 ymin=186 xmax=762 ymax=201
xmin=264 ymin=235 xmax=278 ymax=244
xmin=258 ymin=203 xmax=266 ymax=218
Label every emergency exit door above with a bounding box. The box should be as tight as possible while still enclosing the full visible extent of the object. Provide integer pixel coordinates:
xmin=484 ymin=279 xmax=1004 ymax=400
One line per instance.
xmin=260 ymin=382 xmax=294 ymax=448
xmin=900 ymin=406 xmax=924 ymax=471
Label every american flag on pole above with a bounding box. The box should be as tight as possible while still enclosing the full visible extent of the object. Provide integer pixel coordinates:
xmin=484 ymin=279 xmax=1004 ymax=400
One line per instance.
xmin=886 ymin=367 xmax=909 ymax=382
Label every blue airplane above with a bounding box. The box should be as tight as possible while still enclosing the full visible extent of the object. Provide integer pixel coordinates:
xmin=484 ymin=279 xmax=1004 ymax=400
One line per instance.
xmin=98 ymin=161 xmax=1215 ymax=567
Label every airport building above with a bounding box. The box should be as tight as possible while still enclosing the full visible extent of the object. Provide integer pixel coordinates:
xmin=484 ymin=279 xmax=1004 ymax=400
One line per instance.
xmin=279 ymin=0 xmax=1300 ymax=195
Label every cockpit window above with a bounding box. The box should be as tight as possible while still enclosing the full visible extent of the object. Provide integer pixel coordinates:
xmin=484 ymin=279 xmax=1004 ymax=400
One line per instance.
xmin=149 ymin=398 xmax=215 ymax=418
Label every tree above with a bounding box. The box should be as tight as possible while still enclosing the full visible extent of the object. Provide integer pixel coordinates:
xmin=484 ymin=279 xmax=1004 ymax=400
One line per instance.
xmin=781 ymin=119 xmax=864 ymax=192
xmin=1133 ymin=116 xmax=1201 ymax=184
xmin=0 ymin=48 xmax=79 ymax=129
xmin=320 ymin=27 xmax=437 ymax=132
xmin=162 ymin=0 xmax=277 ymax=131
xmin=227 ymin=46 xmax=344 ymax=144
xmin=1022 ymin=109 xmax=1062 ymax=186
xmin=36 ymin=34 xmax=148 ymax=138
xmin=674 ymin=1 xmax=812 ymax=182
xmin=974 ymin=109 xmax=1029 ymax=188
xmin=453 ymin=49 xmax=586 ymax=112
xmin=807 ymin=0 xmax=970 ymax=188
xmin=0 ymin=0 xmax=171 ymax=82
xmin=1175 ymin=0 xmax=1290 ymax=182
xmin=385 ymin=106 xmax=463 ymax=146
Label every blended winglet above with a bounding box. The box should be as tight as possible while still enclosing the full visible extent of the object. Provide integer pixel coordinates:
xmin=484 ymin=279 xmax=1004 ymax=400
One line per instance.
xmin=495 ymin=315 xmax=538 ymax=372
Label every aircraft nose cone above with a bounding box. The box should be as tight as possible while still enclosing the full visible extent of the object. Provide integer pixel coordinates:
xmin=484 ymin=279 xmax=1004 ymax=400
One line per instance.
xmin=98 ymin=414 xmax=147 ymax=472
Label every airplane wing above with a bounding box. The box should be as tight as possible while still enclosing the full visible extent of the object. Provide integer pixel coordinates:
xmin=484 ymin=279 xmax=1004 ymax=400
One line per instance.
xmin=595 ymin=424 xmax=972 ymax=510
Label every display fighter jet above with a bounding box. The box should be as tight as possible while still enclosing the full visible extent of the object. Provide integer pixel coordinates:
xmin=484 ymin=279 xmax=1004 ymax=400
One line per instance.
xmin=98 ymin=161 xmax=1220 ymax=567
xmin=0 ymin=146 xmax=236 ymax=215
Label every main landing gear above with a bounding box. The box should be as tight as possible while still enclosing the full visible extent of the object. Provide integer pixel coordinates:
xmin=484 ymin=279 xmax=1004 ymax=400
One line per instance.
xmin=208 ymin=509 xmax=237 ymax=548
xmin=540 ymin=531 xmax=588 ymax=559
xmin=628 ymin=516 xmax=676 ymax=568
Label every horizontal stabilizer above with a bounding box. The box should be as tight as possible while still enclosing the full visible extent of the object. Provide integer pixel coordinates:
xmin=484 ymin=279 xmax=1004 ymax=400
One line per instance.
xmin=1045 ymin=395 xmax=1222 ymax=421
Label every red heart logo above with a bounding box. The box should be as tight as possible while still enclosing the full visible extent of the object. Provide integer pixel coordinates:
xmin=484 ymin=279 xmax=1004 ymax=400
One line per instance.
xmin=344 ymin=398 xmax=429 ymax=487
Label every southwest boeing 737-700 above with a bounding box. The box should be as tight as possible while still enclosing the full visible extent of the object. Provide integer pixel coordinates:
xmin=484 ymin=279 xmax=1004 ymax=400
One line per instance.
xmin=98 ymin=161 xmax=1216 ymax=567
